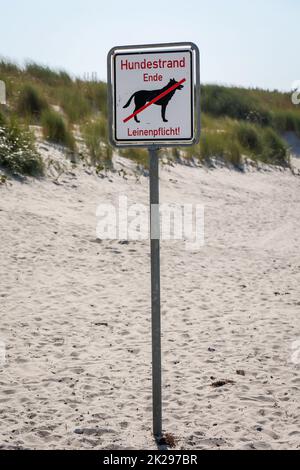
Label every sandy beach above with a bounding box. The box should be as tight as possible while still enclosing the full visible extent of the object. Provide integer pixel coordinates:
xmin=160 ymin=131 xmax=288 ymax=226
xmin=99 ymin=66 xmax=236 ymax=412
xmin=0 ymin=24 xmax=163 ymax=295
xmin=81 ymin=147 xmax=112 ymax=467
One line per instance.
xmin=0 ymin=150 xmax=300 ymax=450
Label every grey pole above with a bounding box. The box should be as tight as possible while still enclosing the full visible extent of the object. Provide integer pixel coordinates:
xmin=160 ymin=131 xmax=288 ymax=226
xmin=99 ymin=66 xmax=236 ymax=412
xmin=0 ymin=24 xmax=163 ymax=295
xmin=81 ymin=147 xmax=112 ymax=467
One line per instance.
xmin=149 ymin=147 xmax=162 ymax=440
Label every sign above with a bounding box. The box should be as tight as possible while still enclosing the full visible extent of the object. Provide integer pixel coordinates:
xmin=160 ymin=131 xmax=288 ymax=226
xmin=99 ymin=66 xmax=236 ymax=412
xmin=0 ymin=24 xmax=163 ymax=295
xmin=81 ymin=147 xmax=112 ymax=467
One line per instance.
xmin=107 ymin=42 xmax=200 ymax=147
xmin=107 ymin=42 xmax=200 ymax=442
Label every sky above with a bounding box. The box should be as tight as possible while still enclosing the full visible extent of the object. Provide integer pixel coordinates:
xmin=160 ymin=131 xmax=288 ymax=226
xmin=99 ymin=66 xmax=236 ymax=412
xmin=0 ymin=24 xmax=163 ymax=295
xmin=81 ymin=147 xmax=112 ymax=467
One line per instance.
xmin=0 ymin=0 xmax=299 ymax=91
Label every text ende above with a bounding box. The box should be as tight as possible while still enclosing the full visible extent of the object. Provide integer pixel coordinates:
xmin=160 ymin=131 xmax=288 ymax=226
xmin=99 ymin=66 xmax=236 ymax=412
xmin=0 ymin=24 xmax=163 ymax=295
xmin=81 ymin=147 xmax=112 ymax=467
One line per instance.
xmin=143 ymin=73 xmax=162 ymax=82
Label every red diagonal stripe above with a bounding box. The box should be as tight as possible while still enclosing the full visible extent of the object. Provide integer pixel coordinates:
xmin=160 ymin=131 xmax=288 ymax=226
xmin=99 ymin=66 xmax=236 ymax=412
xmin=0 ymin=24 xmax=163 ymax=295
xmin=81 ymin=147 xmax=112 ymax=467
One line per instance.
xmin=123 ymin=78 xmax=186 ymax=124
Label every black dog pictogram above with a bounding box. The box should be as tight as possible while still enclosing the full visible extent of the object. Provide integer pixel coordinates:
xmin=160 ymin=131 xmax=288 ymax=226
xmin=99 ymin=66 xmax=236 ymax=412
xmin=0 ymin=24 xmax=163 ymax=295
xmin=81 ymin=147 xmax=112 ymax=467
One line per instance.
xmin=123 ymin=79 xmax=184 ymax=123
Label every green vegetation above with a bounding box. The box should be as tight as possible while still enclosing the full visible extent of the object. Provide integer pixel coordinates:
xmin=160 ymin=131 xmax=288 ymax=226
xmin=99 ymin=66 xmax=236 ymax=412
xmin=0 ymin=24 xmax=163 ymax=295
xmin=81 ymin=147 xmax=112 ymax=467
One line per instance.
xmin=184 ymin=116 xmax=289 ymax=168
xmin=235 ymin=122 xmax=288 ymax=165
xmin=236 ymin=122 xmax=263 ymax=155
xmin=272 ymin=110 xmax=300 ymax=136
xmin=261 ymin=128 xmax=288 ymax=165
xmin=1 ymin=58 xmax=299 ymax=174
xmin=59 ymin=88 xmax=91 ymax=123
xmin=0 ymin=60 xmax=107 ymax=122
xmin=120 ymin=147 xmax=149 ymax=168
xmin=25 ymin=62 xmax=72 ymax=86
xmin=0 ymin=109 xmax=6 ymax=126
xmin=0 ymin=115 xmax=44 ymax=176
xmin=200 ymin=132 xmax=242 ymax=167
xmin=201 ymin=84 xmax=300 ymax=133
xmin=42 ymin=109 xmax=75 ymax=150
xmin=17 ymin=84 xmax=49 ymax=119
xmin=201 ymin=85 xmax=272 ymax=126
xmin=83 ymin=117 xmax=112 ymax=168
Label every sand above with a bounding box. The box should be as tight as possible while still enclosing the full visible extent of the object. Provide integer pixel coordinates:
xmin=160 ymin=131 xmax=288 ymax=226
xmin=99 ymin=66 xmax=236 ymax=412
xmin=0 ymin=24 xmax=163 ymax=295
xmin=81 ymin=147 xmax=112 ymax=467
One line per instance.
xmin=0 ymin=148 xmax=300 ymax=450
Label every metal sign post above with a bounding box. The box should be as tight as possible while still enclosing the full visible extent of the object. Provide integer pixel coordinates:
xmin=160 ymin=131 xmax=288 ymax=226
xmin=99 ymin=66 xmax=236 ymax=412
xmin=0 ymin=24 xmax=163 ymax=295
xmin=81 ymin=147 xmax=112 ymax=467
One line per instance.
xmin=107 ymin=42 xmax=200 ymax=442
xmin=149 ymin=146 xmax=162 ymax=439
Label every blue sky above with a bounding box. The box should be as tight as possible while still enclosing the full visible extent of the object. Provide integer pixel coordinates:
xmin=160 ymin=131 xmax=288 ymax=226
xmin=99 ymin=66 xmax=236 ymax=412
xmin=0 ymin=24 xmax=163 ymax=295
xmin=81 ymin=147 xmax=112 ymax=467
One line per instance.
xmin=0 ymin=0 xmax=299 ymax=90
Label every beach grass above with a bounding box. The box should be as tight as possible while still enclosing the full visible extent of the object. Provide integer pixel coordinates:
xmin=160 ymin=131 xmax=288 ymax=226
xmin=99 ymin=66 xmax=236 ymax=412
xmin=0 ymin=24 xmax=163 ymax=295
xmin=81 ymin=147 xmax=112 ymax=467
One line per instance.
xmin=0 ymin=58 xmax=299 ymax=174
xmin=42 ymin=109 xmax=75 ymax=151
xmin=0 ymin=115 xmax=44 ymax=176
xmin=82 ymin=117 xmax=112 ymax=168
xmin=17 ymin=84 xmax=49 ymax=120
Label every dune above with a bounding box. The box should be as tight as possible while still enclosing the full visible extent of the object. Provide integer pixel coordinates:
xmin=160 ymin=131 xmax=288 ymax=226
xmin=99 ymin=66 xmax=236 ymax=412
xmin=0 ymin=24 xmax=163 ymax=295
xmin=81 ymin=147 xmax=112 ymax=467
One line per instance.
xmin=0 ymin=148 xmax=299 ymax=450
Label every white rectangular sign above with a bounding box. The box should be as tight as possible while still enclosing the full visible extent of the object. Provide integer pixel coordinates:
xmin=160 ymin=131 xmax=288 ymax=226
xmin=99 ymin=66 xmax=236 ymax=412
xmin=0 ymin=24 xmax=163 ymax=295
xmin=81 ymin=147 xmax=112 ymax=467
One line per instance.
xmin=107 ymin=43 xmax=200 ymax=147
